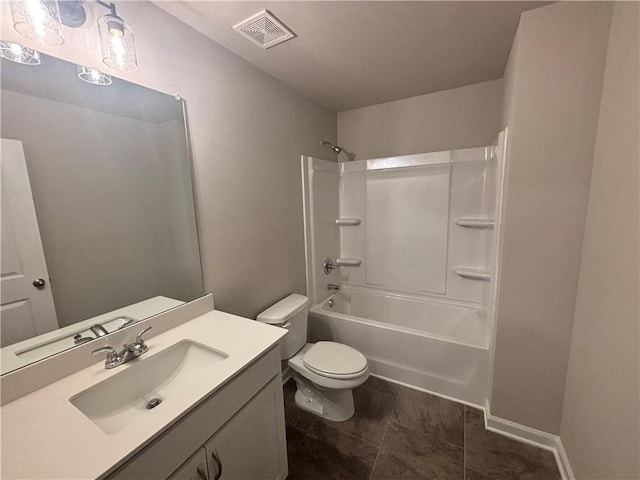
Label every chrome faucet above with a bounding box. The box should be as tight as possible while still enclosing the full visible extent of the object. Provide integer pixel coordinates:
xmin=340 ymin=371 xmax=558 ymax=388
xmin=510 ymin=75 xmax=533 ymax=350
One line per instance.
xmin=92 ymin=326 xmax=152 ymax=369
xmin=327 ymin=283 xmax=340 ymax=291
xmin=89 ymin=324 xmax=109 ymax=337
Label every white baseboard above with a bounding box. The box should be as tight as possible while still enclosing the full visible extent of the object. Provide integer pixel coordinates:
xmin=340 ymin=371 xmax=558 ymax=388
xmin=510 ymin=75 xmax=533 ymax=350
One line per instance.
xmin=484 ymin=403 xmax=574 ymax=480
xmin=555 ymin=437 xmax=576 ymax=480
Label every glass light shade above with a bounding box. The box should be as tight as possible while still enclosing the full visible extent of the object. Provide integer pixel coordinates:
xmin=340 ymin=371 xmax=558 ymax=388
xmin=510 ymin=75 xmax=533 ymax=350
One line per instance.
xmin=98 ymin=14 xmax=137 ymax=72
xmin=0 ymin=40 xmax=41 ymax=65
xmin=10 ymin=0 xmax=64 ymax=45
xmin=77 ymin=65 xmax=112 ymax=86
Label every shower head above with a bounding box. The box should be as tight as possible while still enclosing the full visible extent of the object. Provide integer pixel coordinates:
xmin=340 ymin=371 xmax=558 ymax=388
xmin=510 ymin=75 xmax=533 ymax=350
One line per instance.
xmin=321 ymin=140 xmax=343 ymax=155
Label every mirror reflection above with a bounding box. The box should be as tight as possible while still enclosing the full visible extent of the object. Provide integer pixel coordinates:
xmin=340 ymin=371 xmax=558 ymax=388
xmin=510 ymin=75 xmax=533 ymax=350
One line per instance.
xmin=0 ymin=52 xmax=203 ymax=374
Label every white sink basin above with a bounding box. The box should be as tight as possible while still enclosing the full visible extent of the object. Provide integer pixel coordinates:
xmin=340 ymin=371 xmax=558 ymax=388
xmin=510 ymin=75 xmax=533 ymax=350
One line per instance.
xmin=70 ymin=341 xmax=228 ymax=434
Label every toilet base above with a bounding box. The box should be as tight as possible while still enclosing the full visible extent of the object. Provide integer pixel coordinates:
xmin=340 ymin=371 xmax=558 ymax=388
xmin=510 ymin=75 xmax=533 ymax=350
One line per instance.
xmin=292 ymin=375 xmax=355 ymax=422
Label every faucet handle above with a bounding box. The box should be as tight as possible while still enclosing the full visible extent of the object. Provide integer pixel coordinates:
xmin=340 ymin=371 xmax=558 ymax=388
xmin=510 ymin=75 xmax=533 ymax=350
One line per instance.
xmin=92 ymin=346 xmax=118 ymax=360
xmin=92 ymin=345 xmax=125 ymax=369
xmin=92 ymin=345 xmax=117 ymax=355
xmin=136 ymin=326 xmax=152 ymax=344
xmin=323 ymin=258 xmax=336 ymax=275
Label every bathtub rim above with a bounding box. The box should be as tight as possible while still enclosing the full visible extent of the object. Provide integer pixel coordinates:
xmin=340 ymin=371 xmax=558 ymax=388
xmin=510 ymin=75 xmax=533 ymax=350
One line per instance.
xmin=310 ymin=291 xmax=490 ymax=350
xmin=337 ymin=283 xmax=487 ymax=312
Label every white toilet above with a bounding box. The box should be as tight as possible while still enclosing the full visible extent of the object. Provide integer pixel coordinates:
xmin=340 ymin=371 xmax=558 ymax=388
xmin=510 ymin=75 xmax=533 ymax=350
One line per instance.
xmin=257 ymin=293 xmax=369 ymax=421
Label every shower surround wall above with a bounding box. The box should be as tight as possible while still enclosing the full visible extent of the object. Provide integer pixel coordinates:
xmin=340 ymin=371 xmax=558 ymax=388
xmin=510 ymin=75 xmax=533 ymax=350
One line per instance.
xmin=302 ymin=133 xmax=506 ymax=405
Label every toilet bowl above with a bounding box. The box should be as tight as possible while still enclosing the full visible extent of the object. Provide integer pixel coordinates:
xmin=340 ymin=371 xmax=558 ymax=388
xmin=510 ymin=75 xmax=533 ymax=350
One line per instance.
xmin=257 ymin=293 xmax=369 ymax=421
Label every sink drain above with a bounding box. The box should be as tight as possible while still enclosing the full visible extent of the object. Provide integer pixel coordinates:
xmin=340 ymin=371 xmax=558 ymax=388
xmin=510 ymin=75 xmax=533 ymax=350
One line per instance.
xmin=146 ymin=398 xmax=162 ymax=409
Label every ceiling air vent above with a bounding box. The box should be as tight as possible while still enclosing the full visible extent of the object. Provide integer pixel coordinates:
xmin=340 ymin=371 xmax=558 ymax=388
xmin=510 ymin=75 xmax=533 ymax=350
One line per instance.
xmin=233 ymin=10 xmax=295 ymax=49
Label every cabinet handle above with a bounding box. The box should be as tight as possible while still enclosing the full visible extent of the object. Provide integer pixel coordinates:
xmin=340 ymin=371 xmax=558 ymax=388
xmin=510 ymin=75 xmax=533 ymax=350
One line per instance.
xmin=196 ymin=464 xmax=207 ymax=480
xmin=211 ymin=450 xmax=223 ymax=480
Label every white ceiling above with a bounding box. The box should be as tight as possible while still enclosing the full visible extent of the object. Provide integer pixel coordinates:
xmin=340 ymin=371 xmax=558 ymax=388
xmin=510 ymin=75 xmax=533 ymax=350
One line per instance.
xmin=156 ymin=1 xmax=549 ymax=112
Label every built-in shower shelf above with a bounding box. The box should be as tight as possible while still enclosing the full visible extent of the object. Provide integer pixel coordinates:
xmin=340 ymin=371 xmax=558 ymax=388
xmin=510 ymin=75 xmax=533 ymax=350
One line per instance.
xmin=452 ymin=267 xmax=492 ymax=281
xmin=336 ymin=257 xmax=362 ymax=267
xmin=335 ymin=218 xmax=362 ymax=226
xmin=454 ymin=217 xmax=495 ymax=229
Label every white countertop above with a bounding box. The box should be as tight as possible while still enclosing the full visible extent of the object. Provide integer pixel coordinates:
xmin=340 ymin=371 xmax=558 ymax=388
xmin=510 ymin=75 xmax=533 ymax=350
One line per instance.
xmin=0 ymin=309 xmax=286 ymax=479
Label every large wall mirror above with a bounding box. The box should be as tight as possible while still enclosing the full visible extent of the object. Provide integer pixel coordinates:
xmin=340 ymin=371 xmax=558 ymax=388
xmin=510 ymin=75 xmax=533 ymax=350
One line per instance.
xmin=0 ymin=52 xmax=204 ymax=374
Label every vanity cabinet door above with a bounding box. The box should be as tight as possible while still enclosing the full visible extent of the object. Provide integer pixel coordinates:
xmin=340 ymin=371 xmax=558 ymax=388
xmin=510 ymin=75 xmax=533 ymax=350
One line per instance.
xmin=204 ymin=376 xmax=287 ymax=480
xmin=168 ymin=448 xmax=209 ymax=480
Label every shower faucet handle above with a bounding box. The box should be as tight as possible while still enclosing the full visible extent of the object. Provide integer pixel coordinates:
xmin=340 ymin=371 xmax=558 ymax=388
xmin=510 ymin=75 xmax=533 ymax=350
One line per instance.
xmin=323 ymin=258 xmax=336 ymax=275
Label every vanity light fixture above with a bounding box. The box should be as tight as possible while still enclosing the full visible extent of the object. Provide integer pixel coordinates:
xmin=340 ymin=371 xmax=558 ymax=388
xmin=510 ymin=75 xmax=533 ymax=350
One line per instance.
xmin=10 ymin=0 xmax=64 ymax=45
xmin=58 ymin=1 xmax=87 ymax=28
xmin=77 ymin=65 xmax=112 ymax=85
xmin=10 ymin=1 xmax=138 ymax=72
xmin=97 ymin=1 xmax=137 ymax=72
xmin=0 ymin=40 xmax=41 ymax=65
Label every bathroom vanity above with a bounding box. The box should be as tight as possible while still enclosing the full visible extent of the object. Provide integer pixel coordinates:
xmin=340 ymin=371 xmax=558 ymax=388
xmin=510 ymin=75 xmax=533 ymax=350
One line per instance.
xmin=0 ymin=298 xmax=289 ymax=480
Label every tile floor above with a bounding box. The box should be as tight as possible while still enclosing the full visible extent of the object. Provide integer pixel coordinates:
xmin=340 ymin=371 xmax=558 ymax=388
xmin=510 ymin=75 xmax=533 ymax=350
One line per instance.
xmin=284 ymin=376 xmax=561 ymax=480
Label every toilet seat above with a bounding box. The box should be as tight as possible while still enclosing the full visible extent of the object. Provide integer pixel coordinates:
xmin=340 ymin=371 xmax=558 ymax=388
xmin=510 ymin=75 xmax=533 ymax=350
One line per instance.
xmin=303 ymin=341 xmax=368 ymax=379
xmin=288 ymin=343 xmax=369 ymax=391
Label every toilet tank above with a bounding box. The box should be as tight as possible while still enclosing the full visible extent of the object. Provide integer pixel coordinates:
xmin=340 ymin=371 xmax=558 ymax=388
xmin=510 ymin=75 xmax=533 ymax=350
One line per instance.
xmin=257 ymin=294 xmax=309 ymax=360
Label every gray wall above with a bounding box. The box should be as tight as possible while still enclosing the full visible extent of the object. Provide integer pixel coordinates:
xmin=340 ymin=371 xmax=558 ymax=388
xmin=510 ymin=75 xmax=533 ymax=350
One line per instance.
xmin=0 ymin=2 xmax=337 ymax=320
xmin=559 ymin=3 xmax=640 ymax=478
xmin=1 ymin=90 xmax=202 ymax=326
xmin=492 ymin=1 xmax=612 ymax=433
xmin=337 ymin=79 xmax=503 ymax=159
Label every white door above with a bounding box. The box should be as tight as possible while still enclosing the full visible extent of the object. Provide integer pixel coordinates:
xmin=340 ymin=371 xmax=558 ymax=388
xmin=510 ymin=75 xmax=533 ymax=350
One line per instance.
xmin=1 ymin=139 xmax=58 ymax=346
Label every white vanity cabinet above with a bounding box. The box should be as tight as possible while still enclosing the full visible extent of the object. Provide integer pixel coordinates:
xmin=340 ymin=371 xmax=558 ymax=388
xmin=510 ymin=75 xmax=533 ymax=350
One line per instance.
xmin=107 ymin=347 xmax=288 ymax=480
xmin=202 ymin=375 xmax=285 ymax=480
xmin=167 ymin=449 xmax=208 ymax=480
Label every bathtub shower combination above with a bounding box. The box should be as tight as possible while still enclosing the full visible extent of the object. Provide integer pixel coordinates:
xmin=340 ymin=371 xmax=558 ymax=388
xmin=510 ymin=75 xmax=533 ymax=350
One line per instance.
xmin=301 ymin=131 xmax=507 ymax=406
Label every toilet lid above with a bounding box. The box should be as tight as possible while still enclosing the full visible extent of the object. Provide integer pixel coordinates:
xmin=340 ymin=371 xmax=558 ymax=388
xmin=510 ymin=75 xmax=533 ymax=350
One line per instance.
xmin=303 ymin=342 xmax=368 ymax=377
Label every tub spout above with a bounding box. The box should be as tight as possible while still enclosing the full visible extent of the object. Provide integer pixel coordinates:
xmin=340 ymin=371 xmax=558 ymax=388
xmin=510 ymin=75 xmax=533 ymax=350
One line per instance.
xmin=327 ymin=283 xmax=340 ymax=291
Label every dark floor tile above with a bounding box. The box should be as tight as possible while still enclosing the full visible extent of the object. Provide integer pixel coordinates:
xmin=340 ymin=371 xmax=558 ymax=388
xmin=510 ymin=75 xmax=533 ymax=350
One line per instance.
xmin=371 ymin=422 xmax=464 ymax=480
xmin=391 ymin=385 xmax=465 ymax=447
xmin=318 ymin=384 xmax=397 ymax=446
xmin=284 ymin=380 xmax=316 ymax=431
xmin=287 ymin=420 xmax=378 ymax=480
xmin=466 ymin=468 xmax=497 ymax=480
xmin=286 ymin=424 xmax=305 ymax=475
xmin=465 ymin=408 xmax=561 ymax=480
xmin=362 ymin=375 xmax=402 ymax=395
xmin=286 ymin=424 xmax=306 ymax=449
xmin=465 ymin=405 xmax=485 ymax=423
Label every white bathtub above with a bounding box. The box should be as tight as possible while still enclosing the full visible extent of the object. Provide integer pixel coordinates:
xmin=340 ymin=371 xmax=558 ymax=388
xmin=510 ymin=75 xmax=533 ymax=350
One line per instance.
xmin=308 ymin=288 xmax=490 ymax=405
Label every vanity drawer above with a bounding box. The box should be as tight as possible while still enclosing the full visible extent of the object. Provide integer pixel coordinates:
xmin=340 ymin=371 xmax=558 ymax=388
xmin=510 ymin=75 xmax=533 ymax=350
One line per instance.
xmin=105 ymin=346 xmax=281 ymax=480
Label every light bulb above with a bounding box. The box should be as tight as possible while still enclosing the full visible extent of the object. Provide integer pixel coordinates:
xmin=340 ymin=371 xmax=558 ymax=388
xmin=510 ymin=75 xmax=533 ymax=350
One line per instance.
xmin=98 ymin=13 xmax=137 ymax=72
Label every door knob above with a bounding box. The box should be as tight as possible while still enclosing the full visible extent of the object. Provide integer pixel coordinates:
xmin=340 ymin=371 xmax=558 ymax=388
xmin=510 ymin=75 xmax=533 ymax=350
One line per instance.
xmin=32 ymin=278 xmax=46 ymax=289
